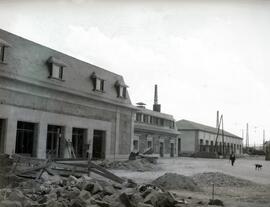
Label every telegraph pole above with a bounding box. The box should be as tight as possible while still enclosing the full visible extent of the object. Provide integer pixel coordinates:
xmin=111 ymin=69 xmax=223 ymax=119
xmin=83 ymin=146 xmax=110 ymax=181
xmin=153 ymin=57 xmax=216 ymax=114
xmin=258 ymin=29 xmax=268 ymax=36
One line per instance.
xmin=246 ymin=123 xmax=249 ymax=148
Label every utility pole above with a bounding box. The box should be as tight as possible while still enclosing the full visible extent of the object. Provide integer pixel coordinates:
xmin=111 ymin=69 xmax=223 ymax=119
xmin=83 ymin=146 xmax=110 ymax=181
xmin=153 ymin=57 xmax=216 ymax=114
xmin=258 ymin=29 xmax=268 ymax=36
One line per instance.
xmin=263 ymin=129 xmax=265 ymax=151
xmin=214 ymin=114 xmax=224 ymax=157
xmin=246 ymin=123 xmax=249 ymax=148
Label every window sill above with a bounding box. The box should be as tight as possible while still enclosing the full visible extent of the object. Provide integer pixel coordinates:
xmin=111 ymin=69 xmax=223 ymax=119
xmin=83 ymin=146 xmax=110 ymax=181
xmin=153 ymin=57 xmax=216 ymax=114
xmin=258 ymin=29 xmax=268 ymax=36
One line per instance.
xmin=0 ymin=61 xmax=7 ymax=65
xmin=93 ymin=89 xmax=105 ymax=93
xmin=117 ymin=96 xmax=127 ymax=99
xmin=48 ymin=76 xmax=65 ymax=82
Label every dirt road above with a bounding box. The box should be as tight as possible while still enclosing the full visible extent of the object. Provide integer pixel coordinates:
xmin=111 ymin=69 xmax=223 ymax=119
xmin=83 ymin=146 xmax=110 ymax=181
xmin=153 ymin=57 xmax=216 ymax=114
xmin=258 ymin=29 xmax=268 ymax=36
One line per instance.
xmin=112 ymin=156 xmax=270 ymax=207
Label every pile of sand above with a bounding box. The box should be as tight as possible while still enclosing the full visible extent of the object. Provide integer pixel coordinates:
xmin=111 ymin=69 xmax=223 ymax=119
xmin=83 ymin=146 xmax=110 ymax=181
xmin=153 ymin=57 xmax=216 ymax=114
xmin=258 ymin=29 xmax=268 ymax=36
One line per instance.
xmin=98 ymin=158 xmax=158 ymax=172
xmin=152 ymin=173 xmax=200 ymax=191
xmin=192 ymin=172 xmax=255 ymax=187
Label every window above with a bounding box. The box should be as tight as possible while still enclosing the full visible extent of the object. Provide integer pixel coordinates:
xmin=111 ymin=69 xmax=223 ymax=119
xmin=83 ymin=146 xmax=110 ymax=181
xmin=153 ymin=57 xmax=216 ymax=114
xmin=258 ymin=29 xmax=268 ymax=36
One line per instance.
xmin=91 ymin=72 xmax=105 ymax=92
xmin=115 ymin=81 xmax=128 ymax=98
xmin=143 ymin=114 xmax=148 ymax=123
xmin=133 ymin=140 xmax=139 ymax=151
xmin=0 ymin=39 xmax=11 ymax=63
xmin=136 ymin=113 xmax=142 ymax=122
xmin=47 ymin=56 xmax=66 ymax=81
xmin=0 ymin=46 xmax=5 ymax=63
xmin=147 ymin=140 xmax=152 ymax=148
xmin=52 ymin=64 xmax=63 ymax=79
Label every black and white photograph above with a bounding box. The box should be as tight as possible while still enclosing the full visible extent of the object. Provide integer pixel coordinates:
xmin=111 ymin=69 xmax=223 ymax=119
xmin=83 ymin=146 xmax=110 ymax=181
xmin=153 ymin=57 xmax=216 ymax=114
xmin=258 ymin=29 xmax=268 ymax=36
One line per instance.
xmin=0 ymin=0 xmax=270 ymax=206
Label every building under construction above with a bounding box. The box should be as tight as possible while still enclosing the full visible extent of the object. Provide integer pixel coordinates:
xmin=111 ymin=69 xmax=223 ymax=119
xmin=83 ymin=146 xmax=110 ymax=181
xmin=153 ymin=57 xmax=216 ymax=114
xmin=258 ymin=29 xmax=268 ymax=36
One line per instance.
xmin=0 ymin=29 xmax=136 ymax=160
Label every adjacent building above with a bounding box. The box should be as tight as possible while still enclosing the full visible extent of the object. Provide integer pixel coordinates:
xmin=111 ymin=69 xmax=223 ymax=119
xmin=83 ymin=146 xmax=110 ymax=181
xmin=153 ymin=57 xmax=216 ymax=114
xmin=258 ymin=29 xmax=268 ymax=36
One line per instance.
xmin=0 ymin=29 xmax=136 ymax=160
xmin=133 ymin=85 xmax=180 ymax=157
xmin=176 ymin=119 xmax=243 ymax=157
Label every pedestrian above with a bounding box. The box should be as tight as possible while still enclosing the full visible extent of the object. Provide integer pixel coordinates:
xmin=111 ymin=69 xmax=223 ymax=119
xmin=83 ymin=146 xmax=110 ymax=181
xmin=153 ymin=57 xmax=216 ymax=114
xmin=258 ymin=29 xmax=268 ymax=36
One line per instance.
xmin=229 ymin=153 xmax=236 ymax=166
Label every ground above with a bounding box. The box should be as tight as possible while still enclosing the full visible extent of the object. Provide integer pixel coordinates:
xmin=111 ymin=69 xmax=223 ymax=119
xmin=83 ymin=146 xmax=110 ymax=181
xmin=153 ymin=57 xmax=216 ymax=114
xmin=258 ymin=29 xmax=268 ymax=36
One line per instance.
xmin=112 ymin=156 xmax=270 ymax=207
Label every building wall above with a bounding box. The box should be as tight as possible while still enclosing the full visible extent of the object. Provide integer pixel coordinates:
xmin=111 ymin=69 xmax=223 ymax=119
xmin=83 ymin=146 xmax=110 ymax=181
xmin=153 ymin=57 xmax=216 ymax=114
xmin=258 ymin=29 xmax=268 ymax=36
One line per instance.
xmin=178 ymin=130 xmax=243 ymax=156
xmin=198 ymin=131 xmax=243 ymax=155
xmin=178 ymin=130 xmax=196 ymax=154
xmin=135 ymin=132 xmax=177 ymax=158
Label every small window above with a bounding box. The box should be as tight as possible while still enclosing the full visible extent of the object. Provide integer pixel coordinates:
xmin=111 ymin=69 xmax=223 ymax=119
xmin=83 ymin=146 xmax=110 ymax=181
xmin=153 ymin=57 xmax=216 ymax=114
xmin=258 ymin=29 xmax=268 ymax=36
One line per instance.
xmin=91 ymin=72 xmax=105 ymax=92
xmin=51 ymin=64 xmax=63 ymax=79
xmin=0 ymin=39 xmax=11 ymax=64
xmin=47 ymin=57 xmax=66 ymax=81
xmin=115 ymin=81 xmax=128 ymax=98
xmin=0 ymin=46 xmax=5 ymax=63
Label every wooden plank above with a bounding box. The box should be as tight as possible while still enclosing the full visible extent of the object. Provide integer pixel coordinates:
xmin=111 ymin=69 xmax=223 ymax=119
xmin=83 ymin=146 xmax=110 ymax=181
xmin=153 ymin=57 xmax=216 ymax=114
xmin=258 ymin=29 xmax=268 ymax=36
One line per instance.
xmin=53 ymin=161 xmax=124 ymax=184
xmin=16 ymin=162 xmax=50 ymax=174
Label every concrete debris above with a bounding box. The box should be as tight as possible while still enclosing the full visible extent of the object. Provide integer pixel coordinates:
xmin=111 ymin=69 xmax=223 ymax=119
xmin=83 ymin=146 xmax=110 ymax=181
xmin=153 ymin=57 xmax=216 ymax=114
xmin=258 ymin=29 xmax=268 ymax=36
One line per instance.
xmin=98 ymin=158 xmax=159 ymax=172
xmin=152 ymin=173 xmax=200 ymax=191
xmin=0 ymin=171 xmax=189 ymax=207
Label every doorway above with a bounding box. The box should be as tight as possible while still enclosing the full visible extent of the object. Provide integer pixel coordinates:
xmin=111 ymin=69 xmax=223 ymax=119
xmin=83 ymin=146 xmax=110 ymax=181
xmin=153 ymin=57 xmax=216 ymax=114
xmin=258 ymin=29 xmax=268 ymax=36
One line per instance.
xmin=15 ymin=121 xmax=36 ymax=156
xmin=0 ymin=119 xmax=5 ymax=153
xmin=72 ymin=128 xmax=86 ymax=158
xmin=92 ymin=130 xmax=106 ymax=159
xmin=178 ymin=138 xmax=181 ymax=156
xmin=46 ymin=125 xmax=63 ymax=158
xmin=159 ymin=142 xmax=164 ymax=157
xmin=170 ymin=143 xmax=174 ymax=157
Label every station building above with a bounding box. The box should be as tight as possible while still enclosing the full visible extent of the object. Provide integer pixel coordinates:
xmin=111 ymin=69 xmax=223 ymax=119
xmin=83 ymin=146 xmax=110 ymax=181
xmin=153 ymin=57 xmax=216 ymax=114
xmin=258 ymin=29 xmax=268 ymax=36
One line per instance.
xmin=176 ymin=119 xmax=243 ymax=157
xmin=0 ymin=29 xmax=136 ymax=160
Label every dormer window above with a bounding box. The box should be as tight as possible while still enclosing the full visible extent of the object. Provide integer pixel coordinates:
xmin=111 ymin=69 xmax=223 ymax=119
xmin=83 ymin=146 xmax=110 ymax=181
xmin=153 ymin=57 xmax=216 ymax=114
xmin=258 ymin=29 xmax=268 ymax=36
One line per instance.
xmin=0 ymin=38 xmax=11 ymax=64
xmin=91 ymin=72 xmax=105 ymax=92
xmin=115 ymin=81 xmax=128 ymax=98
xmin=47 ymin=56 xmax=67 ymax=81
xmin=0 ymin=46 xmax=5 ymax=63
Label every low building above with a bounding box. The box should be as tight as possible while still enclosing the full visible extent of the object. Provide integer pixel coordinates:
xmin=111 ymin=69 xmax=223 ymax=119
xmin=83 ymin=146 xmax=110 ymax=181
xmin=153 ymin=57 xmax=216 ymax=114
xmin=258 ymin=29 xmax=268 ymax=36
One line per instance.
xmin=265 ymin=141 xmax=270 ymax=160
xmin=0 ymin=29 xmax=136 ymax=160
xmin=133 ymin=85 xmax=180 ymax=157
xmin=176 ymin=119 xmax=243 ymax=157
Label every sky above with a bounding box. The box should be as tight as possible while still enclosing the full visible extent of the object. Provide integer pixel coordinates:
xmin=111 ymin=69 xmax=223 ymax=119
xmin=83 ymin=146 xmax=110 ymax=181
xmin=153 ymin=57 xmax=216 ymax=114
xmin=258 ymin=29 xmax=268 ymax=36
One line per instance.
xmin=0 ymin=0 xmax=269 ymax=145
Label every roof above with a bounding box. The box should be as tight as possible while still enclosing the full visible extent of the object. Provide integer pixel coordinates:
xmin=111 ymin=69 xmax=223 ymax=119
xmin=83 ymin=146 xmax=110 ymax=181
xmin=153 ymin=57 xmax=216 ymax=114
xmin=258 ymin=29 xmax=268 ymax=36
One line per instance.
xmin=0 ymin=38 xmax=11 ymax=47
xmin=176 ymin=119 xmax=242 ymax=139
xmin=0 ymin=28 xmax=134 ymax=108
xmin=136 ymin=107 xmax=175 ymax=120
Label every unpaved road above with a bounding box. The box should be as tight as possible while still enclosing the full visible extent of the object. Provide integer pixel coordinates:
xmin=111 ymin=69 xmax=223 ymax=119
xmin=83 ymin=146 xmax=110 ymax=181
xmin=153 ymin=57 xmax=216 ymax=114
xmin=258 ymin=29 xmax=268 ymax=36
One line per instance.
xmin=112 ymin=156 xmax=270 ymax=184
xmin=112 ymin=156 xmax=270 ymax=207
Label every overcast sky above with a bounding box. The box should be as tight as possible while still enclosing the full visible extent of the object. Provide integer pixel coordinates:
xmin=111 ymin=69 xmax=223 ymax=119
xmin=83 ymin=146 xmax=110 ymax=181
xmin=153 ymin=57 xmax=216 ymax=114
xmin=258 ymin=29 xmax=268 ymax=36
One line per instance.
xmin=0 ymin=0 xmax=269 ymax=145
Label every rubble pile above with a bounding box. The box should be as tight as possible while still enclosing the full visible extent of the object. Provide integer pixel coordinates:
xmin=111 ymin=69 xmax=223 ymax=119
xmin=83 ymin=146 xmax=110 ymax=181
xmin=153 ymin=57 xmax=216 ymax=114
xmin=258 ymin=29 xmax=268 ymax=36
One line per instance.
xmin=192 ymin=172 xmax=256 ymax=187
xmin=152 ymin=173 xmax=200 ymax=191
xmin=0 ymin=154 xmax=25 ymax=189
xmin=0 ymin=174 xmax=187 ymax=207
xmin=98 ymin=158 xmax=159 ymax=172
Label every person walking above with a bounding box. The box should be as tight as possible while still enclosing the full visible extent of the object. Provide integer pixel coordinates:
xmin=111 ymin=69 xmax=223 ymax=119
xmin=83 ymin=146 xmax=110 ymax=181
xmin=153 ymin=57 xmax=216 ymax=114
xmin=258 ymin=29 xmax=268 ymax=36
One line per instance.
xmin=229 ymin=153 xmax=236 ymax=166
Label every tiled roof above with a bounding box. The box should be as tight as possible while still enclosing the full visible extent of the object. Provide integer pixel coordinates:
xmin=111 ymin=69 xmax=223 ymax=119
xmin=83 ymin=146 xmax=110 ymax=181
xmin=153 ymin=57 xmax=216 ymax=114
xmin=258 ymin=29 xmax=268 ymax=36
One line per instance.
xmin=176 ymin=119 xmax=242 ymax=139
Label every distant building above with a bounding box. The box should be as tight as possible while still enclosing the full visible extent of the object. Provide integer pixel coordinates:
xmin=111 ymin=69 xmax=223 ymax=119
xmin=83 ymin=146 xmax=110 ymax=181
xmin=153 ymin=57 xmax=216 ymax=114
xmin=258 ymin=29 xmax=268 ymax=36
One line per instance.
xmin=176 ymin=119 xmax=243 ymax=157
xmin=264 ymin=141 xmax=270 ymax=160
xmin=133 ymin=85 xmax=180 ymax=157
xmin=0 ymin=29 xmax=136 ymax=160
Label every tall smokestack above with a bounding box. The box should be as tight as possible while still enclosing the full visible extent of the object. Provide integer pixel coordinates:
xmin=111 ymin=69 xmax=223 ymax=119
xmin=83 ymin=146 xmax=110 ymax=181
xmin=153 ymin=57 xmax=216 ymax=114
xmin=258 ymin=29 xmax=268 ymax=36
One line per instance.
xmin=216 ymin=110 xmax=219 ymax=128
xmin=246 ymin=123 xmax=249 ymax=147
xmin=154 ymin=84 xmax=158 ymax=105
xmin=153 ymin=84 xmax=161 ymax=112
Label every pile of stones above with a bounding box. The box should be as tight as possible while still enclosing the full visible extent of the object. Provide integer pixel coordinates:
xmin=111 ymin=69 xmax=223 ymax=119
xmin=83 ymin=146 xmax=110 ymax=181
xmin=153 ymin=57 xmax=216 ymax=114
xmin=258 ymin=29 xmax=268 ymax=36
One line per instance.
xmin=0 ymin=174 xmax=185 ymax=207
